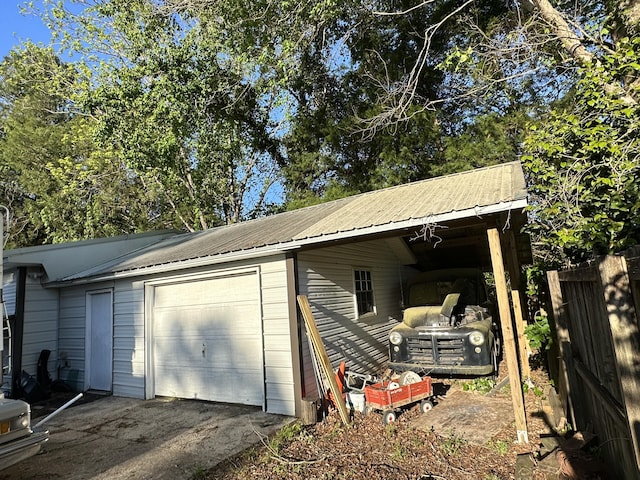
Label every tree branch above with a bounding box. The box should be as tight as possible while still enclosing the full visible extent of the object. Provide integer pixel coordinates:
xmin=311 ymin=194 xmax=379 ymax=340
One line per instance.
xmin=530 ymin=0 xmax=593 ymax=66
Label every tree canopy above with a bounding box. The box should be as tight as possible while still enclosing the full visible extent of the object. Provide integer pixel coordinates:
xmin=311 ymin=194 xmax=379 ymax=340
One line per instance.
xmin=0 ymin=0 xmax=637 ymax=265
xmin=0 ymin=43 xmax=163 ymax=246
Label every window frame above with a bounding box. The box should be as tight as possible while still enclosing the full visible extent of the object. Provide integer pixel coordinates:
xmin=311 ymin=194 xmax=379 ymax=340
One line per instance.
xmin=353 ymin=268 xmax=377 ymax=318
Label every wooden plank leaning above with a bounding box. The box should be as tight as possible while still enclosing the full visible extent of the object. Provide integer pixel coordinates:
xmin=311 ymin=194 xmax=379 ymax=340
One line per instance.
xmin=487 ymin=227 xmax=528 ymax=443
xmin=297 ymin=295 xmax=351 ymax=425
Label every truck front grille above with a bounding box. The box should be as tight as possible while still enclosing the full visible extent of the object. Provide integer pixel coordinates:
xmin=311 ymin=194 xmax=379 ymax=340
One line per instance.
xmin=406 ymin=336 xmax=465 ymax=364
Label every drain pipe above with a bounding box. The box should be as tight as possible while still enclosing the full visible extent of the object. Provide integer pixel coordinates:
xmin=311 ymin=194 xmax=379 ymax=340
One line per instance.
xmin=33 ymin=392 xmax=83 ymax=430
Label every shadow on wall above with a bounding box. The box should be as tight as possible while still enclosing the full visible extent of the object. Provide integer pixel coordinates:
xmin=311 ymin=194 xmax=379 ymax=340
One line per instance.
xmin=312 ymin=302 xmax=394 ymax=375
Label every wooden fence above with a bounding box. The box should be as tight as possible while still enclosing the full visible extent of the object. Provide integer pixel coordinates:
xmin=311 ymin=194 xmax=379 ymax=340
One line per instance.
xmin=547 ymin=247 xmax=640 ymax=479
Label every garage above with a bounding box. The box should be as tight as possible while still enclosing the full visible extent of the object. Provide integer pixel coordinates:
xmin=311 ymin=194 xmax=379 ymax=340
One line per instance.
xmin=151 ymin=270 xmax=264 ymax=406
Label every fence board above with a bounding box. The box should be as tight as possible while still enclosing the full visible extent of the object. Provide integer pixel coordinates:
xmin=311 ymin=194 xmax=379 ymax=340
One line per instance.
xmin=548 ymin=250 xmax=640 ymax=479
xmin=546 ymin=270 xmax=577 ymax=429
xmin=557 ymin=267 xmax=599 ymax=282
xmin=597 ymin=255 xmax=640 ymax=469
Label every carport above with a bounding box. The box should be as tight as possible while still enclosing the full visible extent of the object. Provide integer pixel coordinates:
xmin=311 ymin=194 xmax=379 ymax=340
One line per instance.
xmin=290 ymin=162 xmax=533 ymax=443
xmin=400 ymin=205 xmax=532 ymax=443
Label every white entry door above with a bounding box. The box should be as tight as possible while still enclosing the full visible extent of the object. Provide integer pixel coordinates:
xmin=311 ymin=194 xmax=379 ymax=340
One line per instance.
xmin=86 ymin=290 xmax=113 ymax=391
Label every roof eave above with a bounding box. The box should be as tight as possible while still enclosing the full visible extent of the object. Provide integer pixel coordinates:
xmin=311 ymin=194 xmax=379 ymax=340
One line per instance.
xmin=49 ymin=199 xmax=527 ymax=287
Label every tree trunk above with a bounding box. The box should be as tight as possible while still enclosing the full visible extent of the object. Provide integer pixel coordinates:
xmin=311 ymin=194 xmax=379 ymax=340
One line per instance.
xmin=530 ymin=0 xmax=593 ymax=66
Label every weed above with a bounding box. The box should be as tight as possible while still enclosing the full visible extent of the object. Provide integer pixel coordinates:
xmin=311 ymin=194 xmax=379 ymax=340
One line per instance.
xmin=525 ymin=314 xmax=552 ymax=351
xmin=385 ymin=423 xmax=397 ymax=437
xmin=487 ymin=439 xmax=510 ymax=455
xmin=441 ymin=432 xmax=467 ymax=456
xmin=190 ymin=465 xmax=207 ymax=480
xmin=522 ymin=381 xmax=544 ymax=397
xmin=484 ymin=474 xmax=501 ymax=480
xmin=391 ymin=441 xmax=409 ymax=460
xmin=462 ymin=377 xmax=495 ymax=394
xmin=326 ymin=423 xmax=344 ymax=440
xmin=268 ymin=421 xmax=303 ymax=455
xmin=272 ymin=464 xmax=289 ymax=477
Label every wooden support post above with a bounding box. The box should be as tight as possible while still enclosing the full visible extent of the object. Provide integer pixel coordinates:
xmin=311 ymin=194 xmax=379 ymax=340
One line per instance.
xmin=301 ymin=397 xmax=320 ymax=425
xmin=546 ymin=270 xmax=577 ymax=431
xmin=297 ymin=295 xmax=351 ymax=425
xmin=597 ymin=255 xmax=640 ymax=470
xmin=487 ymin=227 xmax=528 ymax=443
xmin=505 ymin=230 xmax=531 ymax=379
xmin=511 ymin=291 xmax=531 ymax=380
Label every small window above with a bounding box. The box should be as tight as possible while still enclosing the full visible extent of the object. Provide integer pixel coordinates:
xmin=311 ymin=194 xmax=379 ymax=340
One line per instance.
xmin=354 ymin=269 xmax=376 ymax=316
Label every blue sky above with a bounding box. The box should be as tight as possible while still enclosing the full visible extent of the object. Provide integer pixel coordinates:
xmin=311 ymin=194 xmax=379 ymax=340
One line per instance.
xmin=0 ymin=3 xmax=51 ymax=59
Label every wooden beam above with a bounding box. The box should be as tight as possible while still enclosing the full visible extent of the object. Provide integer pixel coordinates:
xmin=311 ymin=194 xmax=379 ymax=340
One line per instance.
xmin=285 ymin=254 xmax=303 ymax=417
xmin=597 ymin=255 xmax=640 ymax=469
xmin=487 ymin=227 xmax=528 ymax=443
xmin=574 ymin=359 xmax=626 ymax=423
xmin=505 ymin=230 xmax=530 ymax=379
xmin=546 ymin=270 xmax=578 ymax=430
xmin=511 ymin=290 xmax=530 ymax=379
xmin=297 ymin=295 xmax=351 ymax=425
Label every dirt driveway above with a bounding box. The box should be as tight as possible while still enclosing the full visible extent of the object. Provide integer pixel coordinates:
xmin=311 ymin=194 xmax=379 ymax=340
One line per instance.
xmin=0 ymin=396 xmax=291 ymax=480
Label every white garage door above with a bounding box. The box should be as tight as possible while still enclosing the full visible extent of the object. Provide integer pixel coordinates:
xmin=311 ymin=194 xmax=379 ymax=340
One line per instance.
xmin=152 ymin=272 xmax=264 ymax=405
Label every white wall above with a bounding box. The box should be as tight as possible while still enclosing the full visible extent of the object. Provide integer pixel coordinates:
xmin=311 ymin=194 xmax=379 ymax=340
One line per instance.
xmin=297 ymin=239 xmax=413 ymax=398
xmin=58 ymin=281 xmax=114 ymax=391
xmin=113 ymin=281 xmax=145 ymax=398
xmin=1 ymin=268 xmax=59 ymax=391
xmin=57 ymin=255 xmax=296 ymax=416
xmin=259 ymin=257 xmax=297 ymax=415
xmin=21 ymin=268 xmax=59 ymax=380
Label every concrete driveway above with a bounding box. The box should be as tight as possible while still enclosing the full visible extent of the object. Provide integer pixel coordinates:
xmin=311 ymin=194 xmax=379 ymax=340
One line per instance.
xmin=0 ymin=396 xmax=292 ymax=480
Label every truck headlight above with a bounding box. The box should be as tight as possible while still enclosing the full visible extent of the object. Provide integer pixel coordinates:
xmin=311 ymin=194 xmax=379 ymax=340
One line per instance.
xmin=469 ymin=331 xmax=485 ymax=346
xmin=389 ymin=331 xmax=403 ymax=345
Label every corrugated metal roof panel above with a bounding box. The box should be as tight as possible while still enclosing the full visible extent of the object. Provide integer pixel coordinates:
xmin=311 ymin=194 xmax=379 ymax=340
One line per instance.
xmin=61 ymin=161 xmax=527 ymax=280
xmin=294 ymin=161 xmax=524 ymax=238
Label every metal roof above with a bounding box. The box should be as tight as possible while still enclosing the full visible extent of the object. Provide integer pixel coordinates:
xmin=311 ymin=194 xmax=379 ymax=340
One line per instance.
xmin=60 ymin=161 xmax=528 ymax=282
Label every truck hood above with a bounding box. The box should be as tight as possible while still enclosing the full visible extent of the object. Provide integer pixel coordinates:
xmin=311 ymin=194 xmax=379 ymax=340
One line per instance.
xmin=403 ymin=306 xmax=448 ymax=328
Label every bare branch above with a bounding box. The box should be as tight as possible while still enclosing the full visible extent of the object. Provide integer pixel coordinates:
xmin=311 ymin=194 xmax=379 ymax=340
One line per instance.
xmin=372 ymin=1 xmax=436 ymax=17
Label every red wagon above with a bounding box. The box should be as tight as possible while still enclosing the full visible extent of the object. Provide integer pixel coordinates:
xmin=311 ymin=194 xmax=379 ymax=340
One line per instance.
xmin=364 ymin=375 xmax=434 ymax=424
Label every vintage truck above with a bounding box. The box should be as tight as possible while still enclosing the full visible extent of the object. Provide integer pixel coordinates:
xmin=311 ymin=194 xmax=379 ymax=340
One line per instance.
xmin=388 ymin=268 xmax=500 ymax=376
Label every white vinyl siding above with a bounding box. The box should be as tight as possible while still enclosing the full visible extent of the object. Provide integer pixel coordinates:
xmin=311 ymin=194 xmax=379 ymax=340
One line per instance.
xmin=112 ymin=284 xmax=145 ymax=398
xmin=21 ymin=271 xmax=59 ymax=380
xmin=57 ymin=255 xmax=295 ymax=416
xmin=298 ymin=239 xmax=408 ymax=398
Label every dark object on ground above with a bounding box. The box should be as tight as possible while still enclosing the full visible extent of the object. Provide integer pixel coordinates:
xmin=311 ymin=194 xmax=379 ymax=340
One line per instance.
xmin=36 ymin=350 xmax=52 ymax=396
xmin=18 ymin=371 xmax=46 ymax=404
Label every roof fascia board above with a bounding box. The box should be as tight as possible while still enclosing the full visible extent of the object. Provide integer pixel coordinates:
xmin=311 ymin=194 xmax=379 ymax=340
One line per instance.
xmin=288 ymin=199 xmax=528 ymax=249
xmin=47 ymin=247 xmax=288 ymax=286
